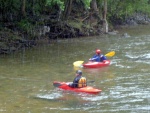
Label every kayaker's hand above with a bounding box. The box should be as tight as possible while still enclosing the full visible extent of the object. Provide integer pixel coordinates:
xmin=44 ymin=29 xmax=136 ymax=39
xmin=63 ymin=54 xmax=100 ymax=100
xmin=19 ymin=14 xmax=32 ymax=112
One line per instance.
xmin=103 ymin=60 xmax=106 ymax=63
xmin=66 ymin=82 xmax=72 ymax=85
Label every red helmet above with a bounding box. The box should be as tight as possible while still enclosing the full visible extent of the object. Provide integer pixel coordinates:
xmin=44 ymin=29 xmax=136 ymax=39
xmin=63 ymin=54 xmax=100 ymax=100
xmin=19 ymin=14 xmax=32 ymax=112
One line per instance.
xmin=96 ymin=49 xmax=101 ymax=54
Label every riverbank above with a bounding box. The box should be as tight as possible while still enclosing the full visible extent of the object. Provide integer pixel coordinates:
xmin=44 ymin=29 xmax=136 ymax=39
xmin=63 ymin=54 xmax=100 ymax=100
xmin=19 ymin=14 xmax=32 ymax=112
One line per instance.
xmin=1 ymin=12 xmax=150 ymax=54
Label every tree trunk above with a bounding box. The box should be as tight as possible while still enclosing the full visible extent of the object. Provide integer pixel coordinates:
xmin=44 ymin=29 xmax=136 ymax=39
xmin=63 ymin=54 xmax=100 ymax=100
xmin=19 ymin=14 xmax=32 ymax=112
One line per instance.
xmin=31 ymin=0 xmax=35 ymax=16
xmin=90 ymin=0 xmax=100 ymax=19
xmin=90 ymin=0 xmax=98 ymax=12
xmin=1 ymin=0 xmax=5 ymax=21
xmin=63 ymin=0 xmax=73 ymax=20
xmin=102 ymin=0 xmax=108 ymax=33
xmin=21 ymin=0 xmax=26 ymax=18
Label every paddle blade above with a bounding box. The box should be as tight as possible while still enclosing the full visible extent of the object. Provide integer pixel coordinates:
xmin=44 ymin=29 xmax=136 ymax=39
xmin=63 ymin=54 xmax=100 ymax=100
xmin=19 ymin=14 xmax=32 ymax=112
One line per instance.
xmin=73 ymin=61 xmax=84 ymax=67
xmin=105 ymin=51 xmax=115 ymax=57
xmin=53 ymin=81 xmax=62 ymax=87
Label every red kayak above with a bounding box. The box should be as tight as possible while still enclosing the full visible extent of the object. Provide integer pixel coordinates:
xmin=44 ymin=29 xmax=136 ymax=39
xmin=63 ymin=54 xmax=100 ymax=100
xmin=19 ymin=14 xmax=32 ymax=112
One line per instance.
xmin=53 ymin=81 xmax=102 ymax=95
xmin=83 ymin=60 xmax=110 ymax=68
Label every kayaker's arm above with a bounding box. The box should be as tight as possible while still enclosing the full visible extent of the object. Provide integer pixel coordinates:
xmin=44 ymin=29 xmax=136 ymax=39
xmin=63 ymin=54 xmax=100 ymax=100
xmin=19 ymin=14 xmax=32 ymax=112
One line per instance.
xmin=89 ymin=55 xmax=100 ymax=62
xmin=100 ymin=55 xmax=107 ymax=61
xmin=89 ymin=55 xmax=97 ymax=61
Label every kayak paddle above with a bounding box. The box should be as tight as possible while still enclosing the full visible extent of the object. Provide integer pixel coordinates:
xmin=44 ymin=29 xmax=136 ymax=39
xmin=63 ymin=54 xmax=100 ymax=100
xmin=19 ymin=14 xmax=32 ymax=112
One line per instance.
xmin=53 ymin=80 xmax=95 ymax=87
xmin=73 ymin=51 xmax=115 ymax=67
xmin=73 ymin=61 xmax=84 ymax=67
xmin=105 ymin=51 xmax=115 ymax=57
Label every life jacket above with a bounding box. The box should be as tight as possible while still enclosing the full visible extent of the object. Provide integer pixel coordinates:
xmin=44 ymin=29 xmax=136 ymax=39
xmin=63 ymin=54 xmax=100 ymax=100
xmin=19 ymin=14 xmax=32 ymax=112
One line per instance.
xmin=78 ymin=77 xmax=87 ymax=88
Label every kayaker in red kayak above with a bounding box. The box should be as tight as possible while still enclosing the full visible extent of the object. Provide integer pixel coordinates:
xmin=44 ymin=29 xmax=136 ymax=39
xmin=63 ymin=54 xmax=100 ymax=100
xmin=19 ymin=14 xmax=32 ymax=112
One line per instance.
xmin=89 ymin=49 xmax=107 ymax=62
xmin=68 ymin=70 xmax=87 ymax=88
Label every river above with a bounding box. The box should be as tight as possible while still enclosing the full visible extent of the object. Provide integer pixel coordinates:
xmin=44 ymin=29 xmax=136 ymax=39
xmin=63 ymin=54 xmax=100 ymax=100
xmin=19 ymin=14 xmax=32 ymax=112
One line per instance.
xmin=0 ymin=25 xmax=150 ymax=113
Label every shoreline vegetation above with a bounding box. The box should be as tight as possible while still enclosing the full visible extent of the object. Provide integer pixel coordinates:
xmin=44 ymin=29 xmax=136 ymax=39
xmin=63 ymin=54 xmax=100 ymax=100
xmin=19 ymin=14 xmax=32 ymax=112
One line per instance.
xmin=1 ymin=0 xmax=150 ymax=54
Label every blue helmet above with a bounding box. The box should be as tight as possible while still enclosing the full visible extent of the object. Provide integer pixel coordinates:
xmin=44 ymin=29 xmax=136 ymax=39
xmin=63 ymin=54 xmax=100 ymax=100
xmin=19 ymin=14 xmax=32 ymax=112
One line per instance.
xmin=76 ymin=70 xmax=82 ymax=75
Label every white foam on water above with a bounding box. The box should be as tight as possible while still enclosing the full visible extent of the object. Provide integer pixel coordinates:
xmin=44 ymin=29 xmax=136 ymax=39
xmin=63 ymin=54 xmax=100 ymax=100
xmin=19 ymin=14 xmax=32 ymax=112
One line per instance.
xmin=36 ymin=92 xmax=62 ymax=100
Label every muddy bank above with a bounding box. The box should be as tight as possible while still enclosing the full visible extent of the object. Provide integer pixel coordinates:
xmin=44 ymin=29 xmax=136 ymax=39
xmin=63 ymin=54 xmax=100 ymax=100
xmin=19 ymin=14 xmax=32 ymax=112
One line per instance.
xmin=0 ymin=28 xmax=36 ymax=54
xmin=1 ymin=12 xmax=150 ymax=54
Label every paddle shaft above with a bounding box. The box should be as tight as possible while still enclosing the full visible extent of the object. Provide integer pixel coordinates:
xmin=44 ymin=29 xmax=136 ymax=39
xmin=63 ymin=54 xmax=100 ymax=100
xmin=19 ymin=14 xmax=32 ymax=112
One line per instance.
xmin=53 ymin=80 xmax=95 ymax=87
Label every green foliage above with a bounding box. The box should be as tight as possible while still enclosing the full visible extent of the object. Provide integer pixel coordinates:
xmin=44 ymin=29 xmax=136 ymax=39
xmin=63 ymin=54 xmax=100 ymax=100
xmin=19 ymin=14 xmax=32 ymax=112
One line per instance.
xmin=46 ymin=0 xmax=65 ymax=10
xmin=0 ymin=0 xmax=21 ymax=16
xmin=17 ymin=19 xmax=33 ymax=32
xmin=107 ymin=0 xmax=150 ymax=18
xmin=1 ymin=0 xmax=150 ymax=33
xmin=82 ymin=0 xmax=92 ymax=9
xmin=134 ymin=0 xmax=150 ymax=13
xmin=105 ymin=0 xmax=150 ymax=24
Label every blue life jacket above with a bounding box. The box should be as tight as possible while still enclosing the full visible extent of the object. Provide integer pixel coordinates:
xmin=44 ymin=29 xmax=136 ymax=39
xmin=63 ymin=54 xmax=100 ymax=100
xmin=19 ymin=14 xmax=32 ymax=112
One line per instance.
xmin=91 ymin=54 xmax=107 ymax=62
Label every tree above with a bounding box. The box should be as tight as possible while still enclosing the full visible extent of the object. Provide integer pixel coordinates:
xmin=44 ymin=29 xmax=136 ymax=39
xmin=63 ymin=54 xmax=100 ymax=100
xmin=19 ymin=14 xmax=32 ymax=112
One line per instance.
xmin=21 ymin=0 xmax=26 ymax=18
xmin=90 ymin=0 xmax=100 ymax=20
xmin=102 ymin=0 xmax=108 ymax=33
xmin=90 ymin=0 xmax=108 ymax=33
xmin=63 ymin=0 xmax=73 ymax=20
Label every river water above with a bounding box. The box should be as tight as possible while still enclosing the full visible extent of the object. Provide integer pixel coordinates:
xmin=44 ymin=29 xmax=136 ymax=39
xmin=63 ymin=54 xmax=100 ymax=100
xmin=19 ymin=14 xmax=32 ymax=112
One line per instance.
xmin=0 ymin=25 xmax=150 ymax=113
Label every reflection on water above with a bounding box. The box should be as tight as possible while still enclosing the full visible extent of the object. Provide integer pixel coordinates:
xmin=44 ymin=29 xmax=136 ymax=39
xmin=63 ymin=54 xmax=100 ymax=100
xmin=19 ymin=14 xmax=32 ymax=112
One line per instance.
xmin=0 ymin=25 xmax=150 ymax=112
